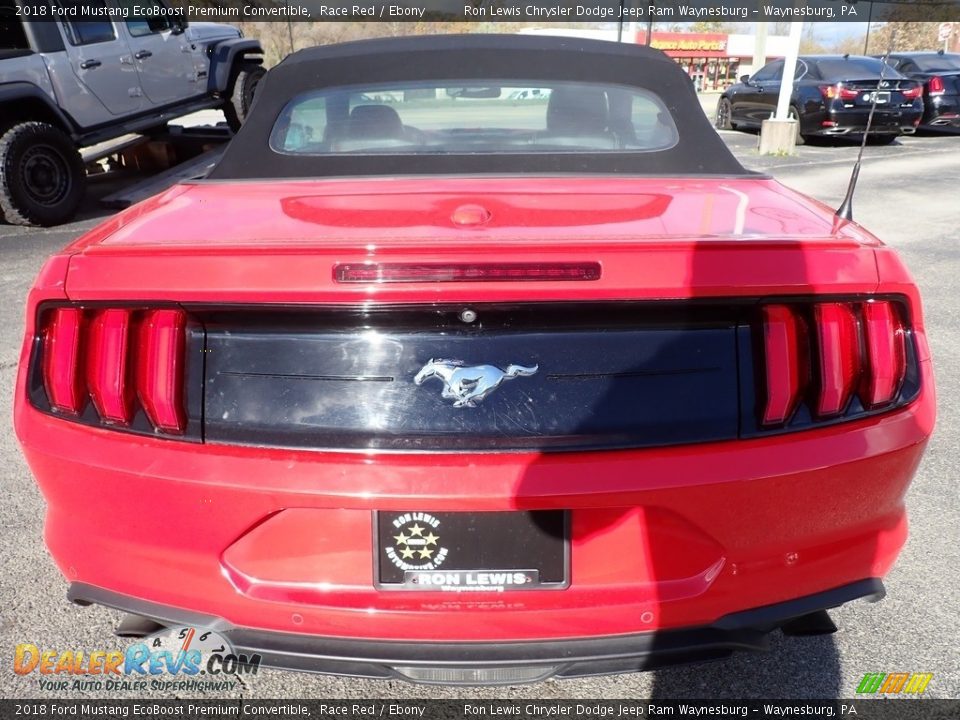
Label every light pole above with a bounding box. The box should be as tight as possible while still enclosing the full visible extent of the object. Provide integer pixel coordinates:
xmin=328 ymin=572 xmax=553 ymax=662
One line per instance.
xmin=775 ymin=21 xmax=804 ymax=121
xmin=758 ymin=20 xmax=804 ymax=154
xmin=286 ymin=0 xmax=294 ymax=55
xmin=645 ymin=1 xmax=654 ymax=46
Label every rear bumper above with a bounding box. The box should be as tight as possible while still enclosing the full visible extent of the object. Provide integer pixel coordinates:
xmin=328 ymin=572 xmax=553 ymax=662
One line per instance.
xmin=814 ymin=106 xmax=923 ymax=135
xmin=923 ymin=97 xmax=960 ymax=128
xmin=68 ymin=579 xmax=884 ymax=684
xmin=818 ymin=126 xmax=916 ymax=136
xmin=15 ymin=354 xmax=934 ymax=651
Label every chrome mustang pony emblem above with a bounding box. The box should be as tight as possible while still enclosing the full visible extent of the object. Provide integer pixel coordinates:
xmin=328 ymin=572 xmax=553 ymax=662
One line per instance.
xmin=413 ymin=359 xmax=539 ymax=408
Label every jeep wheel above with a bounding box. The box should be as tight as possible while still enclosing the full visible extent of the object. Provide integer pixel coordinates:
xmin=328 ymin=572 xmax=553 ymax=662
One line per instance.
xmin=0 ymin=122 xmax=86 ymax=227
xmin=223 ymin=63 xmax=266 ymax=132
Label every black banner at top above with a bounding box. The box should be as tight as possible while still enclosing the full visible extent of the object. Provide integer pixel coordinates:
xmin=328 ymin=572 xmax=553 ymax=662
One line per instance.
xmin=1 ymin=699 xmax=960 ymax=720
xmin=12 ymin=0 xmax=960 ymax=23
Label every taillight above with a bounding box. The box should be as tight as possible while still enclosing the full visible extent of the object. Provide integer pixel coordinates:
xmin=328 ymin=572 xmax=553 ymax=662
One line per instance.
xmin=820 ymin=84 xmax=859 ymax=101
xmin=136 ymin=309 xmax=187 ymax=434
xmin=37 ymin=306 xmax=188 ymax=435
xmin=929 ymin=76 xmax=946 ymax=96
xmin=41 ymin=307 xmax=85 ymax=415
xmin=861 ymin=301 xmax=906 ymax=408
xmin=760 ymin=299 xmax=912 ymax=428
xmin=813 ymin=303 xmax=860 ymax=417
xmin=761 ymin=305 xmax=806 ymax=425
xmin=901 ymin=84 xmax=923 ymax=101
xmin=86 ymin=309 xmax=135 ymax=425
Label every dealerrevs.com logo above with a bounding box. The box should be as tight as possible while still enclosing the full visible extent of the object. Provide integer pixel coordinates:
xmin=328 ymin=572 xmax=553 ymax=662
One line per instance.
xmin=856 ymin=672 xmax=934 ymax=695
xmin=14 ymin=627 xmax=261 ymax=693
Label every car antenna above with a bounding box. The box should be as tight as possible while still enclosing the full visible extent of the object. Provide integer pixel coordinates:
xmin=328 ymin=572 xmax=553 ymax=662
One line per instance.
xmin=835 ymin=34 xmax=897 ymax=222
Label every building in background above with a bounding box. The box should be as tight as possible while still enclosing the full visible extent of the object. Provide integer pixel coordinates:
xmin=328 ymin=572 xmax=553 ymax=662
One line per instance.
xmin=522 ymin=28 xmax=792 ymax=92
xmin=637 ymin=31 xmax=795 ymax=91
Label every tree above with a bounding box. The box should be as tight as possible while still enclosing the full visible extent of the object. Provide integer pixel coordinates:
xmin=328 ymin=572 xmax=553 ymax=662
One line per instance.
xmin=799 ymin=23 xmax=828 ymax=54
xmin=868 ymin=22 xmax=943 ymax=53
xmin=832 ymin=34 xmax=869 ymax=55
xmin=691 ymin=22 xmax=736 ymax=34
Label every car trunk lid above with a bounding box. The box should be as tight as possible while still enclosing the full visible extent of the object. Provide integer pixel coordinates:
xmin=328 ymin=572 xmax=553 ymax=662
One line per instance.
xmin=63 ymin=177 xmax=879 ymax=303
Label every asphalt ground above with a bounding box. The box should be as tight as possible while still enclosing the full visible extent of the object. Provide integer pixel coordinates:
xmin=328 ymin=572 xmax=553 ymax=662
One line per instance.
xmin=1 ymin=126 xmax=958 ymax=701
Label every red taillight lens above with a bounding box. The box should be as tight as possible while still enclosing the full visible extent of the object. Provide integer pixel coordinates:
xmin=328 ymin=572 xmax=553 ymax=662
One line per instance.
xmin=86 ymin=309 xmax=135 ymax=425
xmin=37 ymin=305 xmax=189 ymax=434
xmin=861 ymin=301 xmax=907 ymax=408
xmin=761 ymin=305 xmax=806 ymax=425
xmin=136 ymin=309 xmax=187 ymax=434
xmin=820 ymin=84 xmax=859 ymax=101
xmin=929 ymin=76 xmax=945 ymax=96
xmin=41 ymin=307 xmax=85 ymax=415
xmin=334 ymin=262 xmax=601 ymax=283
xmin=814 ymin=303 xmax=861 ymax=417
xmin=760 ymin=299 xmax=912 ymax=428
xmin=901 ymin=84 xmax=923 ymax=100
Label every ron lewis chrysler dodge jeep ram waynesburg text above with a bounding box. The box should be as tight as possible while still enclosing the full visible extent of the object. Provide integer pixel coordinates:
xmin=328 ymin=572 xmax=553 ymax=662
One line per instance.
xmin=14 ymin=35 xmax=935 ymax=685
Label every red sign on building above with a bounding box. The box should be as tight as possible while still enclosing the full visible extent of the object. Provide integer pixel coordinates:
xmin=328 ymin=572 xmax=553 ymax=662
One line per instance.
xmin=644 ymin=32 xmax=729 ymax=58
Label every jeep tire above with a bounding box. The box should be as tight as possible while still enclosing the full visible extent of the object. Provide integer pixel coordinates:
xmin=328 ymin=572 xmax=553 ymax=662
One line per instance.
xmin=223 ymin=63 xmax=266 ymax=132
xmin=0 ymin=121 xmax=86 ymax=227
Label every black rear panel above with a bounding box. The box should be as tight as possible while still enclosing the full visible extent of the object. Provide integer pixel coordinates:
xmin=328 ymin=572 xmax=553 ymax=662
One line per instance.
xmin=197 ymin=303 xmax=741 ymax=452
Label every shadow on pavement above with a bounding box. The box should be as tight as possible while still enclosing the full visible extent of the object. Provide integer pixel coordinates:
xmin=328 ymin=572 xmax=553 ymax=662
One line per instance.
xmin=649 ymin=633 xmax=841 ymax=698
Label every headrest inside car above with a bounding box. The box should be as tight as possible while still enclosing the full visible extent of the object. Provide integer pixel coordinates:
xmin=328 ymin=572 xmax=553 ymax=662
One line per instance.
xmin=547 ymin=88 xmax=609 ymax=135
xmin=350 ymin=104 xmax=404 ymax=139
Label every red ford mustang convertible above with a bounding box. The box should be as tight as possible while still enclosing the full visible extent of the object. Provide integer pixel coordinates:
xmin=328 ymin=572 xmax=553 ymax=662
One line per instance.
xmin=15 ymin=35 xmax=935 ymax=684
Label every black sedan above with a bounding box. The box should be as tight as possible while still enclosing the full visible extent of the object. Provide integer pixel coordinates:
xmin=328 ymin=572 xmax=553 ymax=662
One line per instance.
xmin=884 ymin=52 xmax=960 ymax=130
xmin=716 ymin=55 xmax=924 ymax=144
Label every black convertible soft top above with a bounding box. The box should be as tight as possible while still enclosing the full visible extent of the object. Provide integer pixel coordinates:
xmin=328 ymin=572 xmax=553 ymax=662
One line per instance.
xmin=210 ymin=34 xmax=751 ymax=180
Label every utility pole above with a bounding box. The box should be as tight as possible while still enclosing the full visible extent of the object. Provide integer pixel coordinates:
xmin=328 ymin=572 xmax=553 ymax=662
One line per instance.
xmin=752 ymin=19 xmax=768 ymax=76
xmin=286 ymin=0 xmax=295 ymax=56
xmin=645 ymin=1 xmax=655 ymax=46
xmin=775 ymin=21 xmax=804 ymax=121
xmin=759 ymin=20 xmax=804 ymax=154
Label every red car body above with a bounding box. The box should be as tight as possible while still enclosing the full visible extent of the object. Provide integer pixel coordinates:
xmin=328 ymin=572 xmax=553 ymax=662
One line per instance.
xmin=14 ymin=36 xmax=934 ymax=684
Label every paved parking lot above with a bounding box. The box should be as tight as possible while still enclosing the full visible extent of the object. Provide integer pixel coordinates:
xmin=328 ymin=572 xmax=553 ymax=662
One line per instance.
xmin=1 ymin=129 xmax=958 ymax=700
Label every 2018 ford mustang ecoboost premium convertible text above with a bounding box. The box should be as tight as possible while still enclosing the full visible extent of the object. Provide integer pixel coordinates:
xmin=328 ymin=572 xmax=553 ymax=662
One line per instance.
xmin=15 ymin=35 xmax=935 ymax=684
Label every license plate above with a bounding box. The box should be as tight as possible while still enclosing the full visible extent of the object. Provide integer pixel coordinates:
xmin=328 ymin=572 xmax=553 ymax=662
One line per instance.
xmin=863 ymin=91 xmax=890 ymax=104
xmin=376 ymin=511 xmax=568 ymax=591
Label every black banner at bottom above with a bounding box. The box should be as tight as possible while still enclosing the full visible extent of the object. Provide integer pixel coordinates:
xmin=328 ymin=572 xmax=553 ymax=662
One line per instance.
xmin=1 ymin=700 xmax=958 ymax=720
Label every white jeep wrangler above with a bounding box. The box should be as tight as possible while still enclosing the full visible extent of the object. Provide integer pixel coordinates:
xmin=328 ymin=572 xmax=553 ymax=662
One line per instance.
xmin=0 ymin=0 xmax=264 ymax=225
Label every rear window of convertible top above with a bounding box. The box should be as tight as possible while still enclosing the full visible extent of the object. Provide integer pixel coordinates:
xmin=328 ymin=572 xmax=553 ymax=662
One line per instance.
xmin=269 ymin=80 xmax=679 ymax=156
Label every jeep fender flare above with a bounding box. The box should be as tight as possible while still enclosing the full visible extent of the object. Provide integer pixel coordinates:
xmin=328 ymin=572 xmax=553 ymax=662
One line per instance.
xmin=0 ymin=83 xmax=78 ymax=139
xmin=207 ymin=39 xmax=264 ymax=95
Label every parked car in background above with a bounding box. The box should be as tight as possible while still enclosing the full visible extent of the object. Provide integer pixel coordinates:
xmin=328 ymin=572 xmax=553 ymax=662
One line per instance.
xmin=883 ymin=51 xmax=960 ymax=131
xmin=716 ymin=55 xmax=924 ymax=145
xmin=0 ymin=1 xmax=263 ymax=226
xmin=15 ymin=35 xmax=935 ymax=684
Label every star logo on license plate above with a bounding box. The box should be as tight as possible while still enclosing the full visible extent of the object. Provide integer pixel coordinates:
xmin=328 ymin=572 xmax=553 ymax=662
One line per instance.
xmin=385 ymin=513 xmax=449 ymax=570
